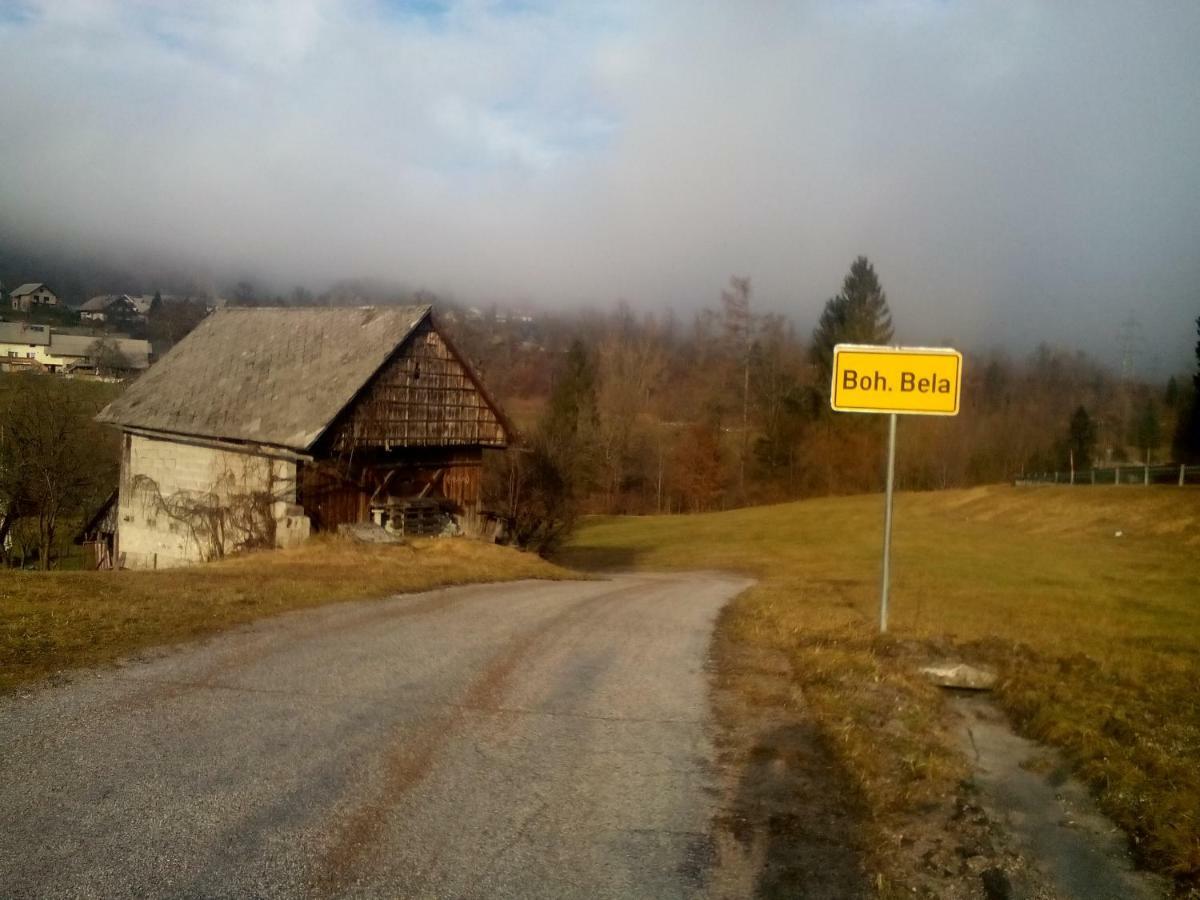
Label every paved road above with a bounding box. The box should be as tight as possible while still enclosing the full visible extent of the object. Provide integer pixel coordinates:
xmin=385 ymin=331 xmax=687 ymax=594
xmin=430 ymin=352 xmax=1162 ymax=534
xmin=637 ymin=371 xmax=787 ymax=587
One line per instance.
xmin=0 ymin=572 xmax=752 ymax=899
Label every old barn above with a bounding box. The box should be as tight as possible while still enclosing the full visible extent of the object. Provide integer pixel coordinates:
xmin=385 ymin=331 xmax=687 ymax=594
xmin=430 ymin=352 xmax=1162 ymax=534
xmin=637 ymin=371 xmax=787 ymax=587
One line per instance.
xmin=97 ymin=305 xmax=511 ymax=569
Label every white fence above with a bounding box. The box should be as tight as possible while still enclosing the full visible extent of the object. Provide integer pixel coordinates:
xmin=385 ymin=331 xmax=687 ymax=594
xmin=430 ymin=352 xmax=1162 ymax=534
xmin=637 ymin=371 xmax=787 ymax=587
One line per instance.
xmin=1015 ymin=464 xmax=1200 ymax=487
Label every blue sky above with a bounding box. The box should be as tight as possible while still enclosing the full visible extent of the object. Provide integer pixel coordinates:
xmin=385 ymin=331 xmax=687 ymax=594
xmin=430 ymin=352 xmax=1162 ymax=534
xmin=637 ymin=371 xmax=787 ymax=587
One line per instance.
xmin=1 ymin=0 xmax=1198 ymax=371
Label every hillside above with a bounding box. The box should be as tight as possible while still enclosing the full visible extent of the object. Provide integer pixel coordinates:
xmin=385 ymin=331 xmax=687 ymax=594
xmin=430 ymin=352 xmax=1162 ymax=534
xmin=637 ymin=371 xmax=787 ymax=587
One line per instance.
xmin=562 ymin=485 xmax=1200 ymax=892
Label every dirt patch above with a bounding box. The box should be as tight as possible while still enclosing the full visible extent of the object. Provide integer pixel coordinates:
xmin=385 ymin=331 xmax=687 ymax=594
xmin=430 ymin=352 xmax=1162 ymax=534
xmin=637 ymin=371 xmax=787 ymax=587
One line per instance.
xmin=706 ymin=618 xmax=1063 ymax=898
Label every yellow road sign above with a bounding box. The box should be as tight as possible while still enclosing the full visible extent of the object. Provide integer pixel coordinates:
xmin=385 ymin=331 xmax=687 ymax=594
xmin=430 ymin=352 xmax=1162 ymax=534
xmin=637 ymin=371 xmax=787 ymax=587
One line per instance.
xmin=831 ymin=344 xmax=962 ymax=416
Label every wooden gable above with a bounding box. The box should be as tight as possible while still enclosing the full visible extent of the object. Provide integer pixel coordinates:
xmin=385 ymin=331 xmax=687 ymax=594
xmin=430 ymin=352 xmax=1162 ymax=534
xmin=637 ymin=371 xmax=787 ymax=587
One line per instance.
xmin=323 ymin=316 xmax=507 ymax=453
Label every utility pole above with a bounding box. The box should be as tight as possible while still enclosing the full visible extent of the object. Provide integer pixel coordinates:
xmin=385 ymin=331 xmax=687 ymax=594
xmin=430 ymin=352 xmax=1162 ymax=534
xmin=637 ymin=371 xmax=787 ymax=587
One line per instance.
xmin=1116 ymin=314 xmax=1143 ymax=459
xmin=880 ymin=413 xmax=897 ymax=633
xmin=1117 ymin=313 xmax=1143 ymax=382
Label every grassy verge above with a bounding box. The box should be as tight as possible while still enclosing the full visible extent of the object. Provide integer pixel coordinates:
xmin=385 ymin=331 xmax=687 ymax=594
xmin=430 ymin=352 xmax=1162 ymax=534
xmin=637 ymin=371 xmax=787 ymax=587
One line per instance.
xmin=1 ymin=537 xmax=569 ymax=694
xmin=560 ymin=485 xmax=1200 ymax=893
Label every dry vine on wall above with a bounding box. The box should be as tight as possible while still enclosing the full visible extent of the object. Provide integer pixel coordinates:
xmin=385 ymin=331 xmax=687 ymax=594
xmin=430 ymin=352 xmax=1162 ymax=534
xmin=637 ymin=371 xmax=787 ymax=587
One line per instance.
xmin=131 ymin=456 xmax=293 ymax=561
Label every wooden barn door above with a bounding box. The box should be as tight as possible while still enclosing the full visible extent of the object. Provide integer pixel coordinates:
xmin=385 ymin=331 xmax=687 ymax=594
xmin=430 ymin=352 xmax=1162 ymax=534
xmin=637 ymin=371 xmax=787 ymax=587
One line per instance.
xmin=297 ymin=462 xmax=368 ymax=531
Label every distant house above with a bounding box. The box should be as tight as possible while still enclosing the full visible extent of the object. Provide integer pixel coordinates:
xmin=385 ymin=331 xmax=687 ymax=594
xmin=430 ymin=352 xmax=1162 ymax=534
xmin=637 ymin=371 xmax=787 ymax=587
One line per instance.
xmin=79 ymin=294 xmax=138 ymax=323
xmin=96 ymin=305 xmax=512 ymax=569
xmin=0 ymin=322 xmax=51 ymax=365
xmin=0 ymin=322 xmax=151 ymax=376
xmin=10 ymin=283 xmax=60 ymax=311
xmin=79 ymin=294 xmax=161 ymax=323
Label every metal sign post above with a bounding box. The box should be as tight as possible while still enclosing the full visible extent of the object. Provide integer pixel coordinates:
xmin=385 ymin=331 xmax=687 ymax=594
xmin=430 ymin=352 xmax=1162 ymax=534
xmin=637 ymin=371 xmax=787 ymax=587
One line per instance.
xmin=830 ymin=345 xmax=963 ymax=633
xmin=880 ymin=412 xmax=897 ymax=632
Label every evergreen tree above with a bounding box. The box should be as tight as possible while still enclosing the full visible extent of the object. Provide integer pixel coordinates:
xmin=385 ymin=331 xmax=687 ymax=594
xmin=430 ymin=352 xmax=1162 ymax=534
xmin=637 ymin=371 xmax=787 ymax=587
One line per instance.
xmin=541 ymin=339 xmax=598 ymax=466
xmin=540 ymin=339 xmax=599 ymax=502
xmin=811 ymin=256 xmax=894 ymax=389
xmin=503 ymin=340 xmax=599 ymax=555
xmin=1164 ymin=375 xmax=1179 ymax=408
xmin=1067 ymin=405 xmax=1098 ymax=469
xmin=1133 ymin=399 xmax=1161 ymax=461
xmin=1172 ymin=315 xmax=1200 ymax=463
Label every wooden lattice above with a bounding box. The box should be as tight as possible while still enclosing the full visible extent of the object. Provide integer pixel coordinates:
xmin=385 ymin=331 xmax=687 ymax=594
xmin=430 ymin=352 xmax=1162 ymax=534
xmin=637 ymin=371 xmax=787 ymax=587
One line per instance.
xmin=326 ymin=319 xmax=506 ymax=452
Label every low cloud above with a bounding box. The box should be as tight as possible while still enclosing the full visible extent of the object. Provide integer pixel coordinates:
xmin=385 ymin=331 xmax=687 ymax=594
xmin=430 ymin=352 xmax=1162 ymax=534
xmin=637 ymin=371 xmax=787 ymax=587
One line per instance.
xmin=1 ymin=0 xmax=1197 ymax=372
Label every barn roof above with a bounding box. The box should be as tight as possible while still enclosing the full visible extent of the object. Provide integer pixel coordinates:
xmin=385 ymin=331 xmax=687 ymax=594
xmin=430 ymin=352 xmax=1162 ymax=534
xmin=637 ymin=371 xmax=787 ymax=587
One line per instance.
xmin=98 ymin=305 xmax=438 ymax=451
xmin=10 ymin=283 xmax=46 ymax=297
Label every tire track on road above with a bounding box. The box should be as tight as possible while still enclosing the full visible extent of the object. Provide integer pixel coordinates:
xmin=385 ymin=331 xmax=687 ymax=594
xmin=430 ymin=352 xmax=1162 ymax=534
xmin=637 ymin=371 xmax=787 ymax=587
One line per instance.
xmin=113 ymin=579 xmax=570 ymax=712
xmin=309 ymin=578 xmax=652 ymax=896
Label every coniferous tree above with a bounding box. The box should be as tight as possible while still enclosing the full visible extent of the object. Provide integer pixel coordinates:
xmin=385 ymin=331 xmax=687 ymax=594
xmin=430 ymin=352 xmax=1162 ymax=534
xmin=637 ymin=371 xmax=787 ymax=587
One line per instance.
xmin=1164 ymin=376 xmax=1179 ymax=409
xmin=1172 ymin=316 xmax=1200 ymax=463
xmin=811 ymin=256 xmax=894 ymax=390
xmin=504 ymin=339 xmax=599 ymax=554
xmin=1067 ymin=405 xmax=1098 ymax=469
xmin=541 ymin=339 xmax=598 ymax=471
xmin=1133 ymin=400 xmax=1161 ymax=462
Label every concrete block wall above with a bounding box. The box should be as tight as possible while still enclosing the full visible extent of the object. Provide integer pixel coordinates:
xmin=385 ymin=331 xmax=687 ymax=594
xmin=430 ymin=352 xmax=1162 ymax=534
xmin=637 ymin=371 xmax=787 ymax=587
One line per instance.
xmin=272 ymin=501 xmax=312 ymax=549
xmin=117 ymin=434 xmax=303 ymax=569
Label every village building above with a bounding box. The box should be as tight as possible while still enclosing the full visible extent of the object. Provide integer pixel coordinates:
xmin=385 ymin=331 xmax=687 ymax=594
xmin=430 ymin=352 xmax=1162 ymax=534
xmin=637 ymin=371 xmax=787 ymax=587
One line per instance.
xmin=79 ymin=294 xmax=137 ymax=323
xmin=9 ymin=283 xmax=60 ymax=311
xmin=0 ymin=322 xmax=151 ymax=376
xmin=96 ymin=305 xmax=511 ymax=569
xmin=78 ymin=293 xmax=162 ymax=324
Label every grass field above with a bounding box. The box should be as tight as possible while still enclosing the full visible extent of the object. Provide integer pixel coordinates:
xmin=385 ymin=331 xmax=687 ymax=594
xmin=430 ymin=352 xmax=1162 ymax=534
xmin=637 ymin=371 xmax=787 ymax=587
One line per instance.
xmin=561 ymin=485 xmax=1200 ymax=892
xmin=0 ymin=537 xmax=568 ymax=694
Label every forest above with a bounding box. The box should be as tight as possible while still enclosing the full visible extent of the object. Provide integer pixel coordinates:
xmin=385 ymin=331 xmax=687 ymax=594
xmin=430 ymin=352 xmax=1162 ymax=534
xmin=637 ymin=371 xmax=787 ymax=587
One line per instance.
xmin=449 ymin=259 xmax=1199 ymax=547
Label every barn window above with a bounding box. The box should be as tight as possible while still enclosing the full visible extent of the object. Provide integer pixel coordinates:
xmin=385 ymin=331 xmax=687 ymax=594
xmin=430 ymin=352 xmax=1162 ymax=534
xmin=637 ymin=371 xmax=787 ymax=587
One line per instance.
xmin=412 ymin=363 xmax=421 ymax=381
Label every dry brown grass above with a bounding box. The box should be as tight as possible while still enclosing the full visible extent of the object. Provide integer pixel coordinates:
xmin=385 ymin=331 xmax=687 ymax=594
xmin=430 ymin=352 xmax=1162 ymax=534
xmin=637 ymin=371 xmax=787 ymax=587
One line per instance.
xmin=0 ymin=536 xmax=569 ymax=693
xmin=561 ymin=485 xmax=1200 ymax=893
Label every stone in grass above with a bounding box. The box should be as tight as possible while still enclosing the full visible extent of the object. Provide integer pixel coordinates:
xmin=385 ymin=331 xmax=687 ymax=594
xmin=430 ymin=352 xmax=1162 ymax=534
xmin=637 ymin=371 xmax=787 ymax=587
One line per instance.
xmin=919 ymin=663 xmax=997 ymax=691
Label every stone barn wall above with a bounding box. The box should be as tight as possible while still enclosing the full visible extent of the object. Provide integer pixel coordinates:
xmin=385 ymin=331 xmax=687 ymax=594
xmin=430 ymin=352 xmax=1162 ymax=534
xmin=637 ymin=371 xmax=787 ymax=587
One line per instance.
xmin=116 ymin=434 xmax=309 ymax=569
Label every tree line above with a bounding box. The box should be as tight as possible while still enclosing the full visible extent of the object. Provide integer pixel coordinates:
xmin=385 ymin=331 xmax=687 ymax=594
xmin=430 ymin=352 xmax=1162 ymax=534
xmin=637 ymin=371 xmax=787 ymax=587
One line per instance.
xmin=461 ymin=259 xmax=1199 ymax=549
xmin=3 ymin=253 xmax=1196 ymax=564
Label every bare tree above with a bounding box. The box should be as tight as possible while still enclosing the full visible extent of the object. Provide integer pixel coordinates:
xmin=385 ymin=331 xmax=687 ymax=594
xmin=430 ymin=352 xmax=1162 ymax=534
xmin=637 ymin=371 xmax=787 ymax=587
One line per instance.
xmin=595 ymin=328 xmax=665 ymax=510
xmin=721 ymin=276 xmax=754 ymax=500
xmin=147 ymin=297 xmax=208 ymax=347
xmin=86 ymin=338 xmax=132 ymax=379
xmin=0 ymin=376 xmax=118 ymax=568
